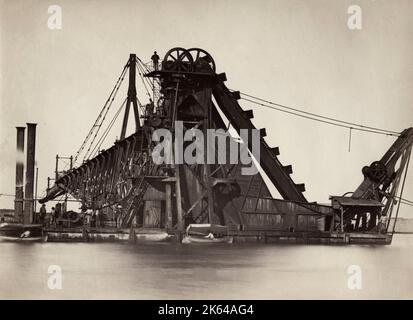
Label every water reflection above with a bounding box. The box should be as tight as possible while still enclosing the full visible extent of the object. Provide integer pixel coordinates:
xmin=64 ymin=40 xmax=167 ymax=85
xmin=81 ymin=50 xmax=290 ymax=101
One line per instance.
xmin=0 ymin=235 xmax=412 ymax=299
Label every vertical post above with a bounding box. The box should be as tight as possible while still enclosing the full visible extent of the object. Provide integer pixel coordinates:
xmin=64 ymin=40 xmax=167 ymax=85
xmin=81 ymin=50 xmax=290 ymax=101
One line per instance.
xmin=120 ymin=102 xmax=131 ymax=141
xmin=165 ymin=183 xmax=172 ymax=229
xmin=70 ymin=156 xmax=73 ymax=169
xmin=24 ymin=123 xmax=37 ymax=224
xmin=171 ymin=81 xmax=183 ymax=234
xmin=175 ymin=165 xmax=183 ymax=231
xmin=34 ymin=167 xmax=39 ymax=214
xmin=131 ymin=55 xmax=140 ymax=132
xmin=203 ymin=89 xmax=214 ymax=224
xmin=64 ymin=195 xmax=68 ymax=214
xmin=203 ymin=118 xmax=213 ymax=224
xmin=55 ymin=154 xmax=59 ymax=180
xmin=330 ymin=212 xmax=335 ymax=232
xmin=15 ymin=126 xmax=25 ymax=223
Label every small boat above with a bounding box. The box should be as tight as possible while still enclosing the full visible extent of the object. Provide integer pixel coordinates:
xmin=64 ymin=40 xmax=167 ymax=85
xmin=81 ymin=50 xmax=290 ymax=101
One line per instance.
xmin=135 ymin=228 xmax=172 ymax=242
xmin=0 ymin=223 xmax=45 ymax=242
xmin=182 ymin=224 xmax=233 ymax=244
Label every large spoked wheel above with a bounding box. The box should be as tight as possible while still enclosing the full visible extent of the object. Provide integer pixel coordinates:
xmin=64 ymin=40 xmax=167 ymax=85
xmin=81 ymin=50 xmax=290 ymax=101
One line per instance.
xmin=186 ymin=48 xmax=216 ymax=72
xmin=163 ymin=47 xmax=193 ymax=72
xmin=368 ymin=161 xmax=387 ymax=182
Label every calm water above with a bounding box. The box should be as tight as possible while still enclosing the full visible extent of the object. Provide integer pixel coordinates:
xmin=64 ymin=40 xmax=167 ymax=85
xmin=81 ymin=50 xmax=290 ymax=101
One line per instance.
xmin=0 ymin=235 xmax=412 ymax=299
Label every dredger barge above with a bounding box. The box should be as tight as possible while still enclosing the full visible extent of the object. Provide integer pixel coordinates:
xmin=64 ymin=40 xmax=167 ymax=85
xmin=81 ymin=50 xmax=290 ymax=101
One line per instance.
xmin=10 ymin=48 xmax=412 ymax=244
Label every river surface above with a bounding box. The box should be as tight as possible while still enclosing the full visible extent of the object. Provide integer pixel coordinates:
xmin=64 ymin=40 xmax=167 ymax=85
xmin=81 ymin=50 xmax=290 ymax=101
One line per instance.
xmin=0 ymin=235 xmax=412 ymax=299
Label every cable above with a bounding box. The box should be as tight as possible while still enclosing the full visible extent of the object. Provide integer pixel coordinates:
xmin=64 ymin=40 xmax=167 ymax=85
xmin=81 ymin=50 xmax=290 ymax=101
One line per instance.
xmin=137 ymin=59 xmax=154 ymax=87
xmin=88 ymin=100 xmax=124 ymax=158
xmin=136 ymin=60 xmax=160 ymax=103
xmin=399 ymin=201 xmax=413 ymax=207
xmin=239 ymin=91 xmax=400 ymax=135
xmin=395 ymin=196 xmax=413 ymax=206
xmin=398 ymin=196 xmax=413 ymax=205
xmin=240 ymin=97 xmax=400 ymax=137
xmin=137 ymin=58 xmax=161 ymax=90
xmin=392 ymin=151 xmax=411 ymax=234
xmin=74 ymin=62 xmax=128 ymax=163
xmin=89 ymin=98 xmax=127 ymax=159
xmin=83 ymin=68 xmax=128 ymax=161
xmin=136 ymin=63 xmax=153 ymax=100
xmin=76 ymin=63 xmax=128 ymax=163
xmin=73 ymin=60 xmax=129 ymax=164
xmin=70 ymin=56 xmax=149 ymax=167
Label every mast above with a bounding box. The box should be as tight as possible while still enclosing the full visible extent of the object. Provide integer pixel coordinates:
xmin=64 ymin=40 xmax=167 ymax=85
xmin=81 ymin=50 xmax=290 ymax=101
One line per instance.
xmin=120 ymin=54 xmax=140 ymax=140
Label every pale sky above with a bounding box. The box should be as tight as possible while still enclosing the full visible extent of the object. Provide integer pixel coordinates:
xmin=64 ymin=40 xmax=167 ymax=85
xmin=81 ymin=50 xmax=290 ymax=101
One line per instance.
xmin=1 ymin=0 xmax=412 ymax=217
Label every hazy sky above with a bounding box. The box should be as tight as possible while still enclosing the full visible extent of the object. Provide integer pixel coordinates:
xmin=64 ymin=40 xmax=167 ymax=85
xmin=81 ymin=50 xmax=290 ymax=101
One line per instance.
xmin=1 ymin=0 xmax=412 ymax=216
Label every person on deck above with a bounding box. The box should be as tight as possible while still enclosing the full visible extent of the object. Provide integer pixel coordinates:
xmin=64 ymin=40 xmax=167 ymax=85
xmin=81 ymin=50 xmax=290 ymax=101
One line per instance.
xmin=98 ymin=210 xmax=105 ymax=228
xmin=39 ymin=204 xmax=47 ymax=224
xmin=49 ymin=207 xmax=55 ymax=227
xmin=90 ymin=211 xmax=97 ymax=228
xmin=95 ymin=210 xmax=100 ymax=228
xmin=151 ymin=51 xmax=160 ymax=71
xmin=55 ymin=203 xmax=62 ymax=226
xmin=84 ymin=208 xmax=93 ymax=227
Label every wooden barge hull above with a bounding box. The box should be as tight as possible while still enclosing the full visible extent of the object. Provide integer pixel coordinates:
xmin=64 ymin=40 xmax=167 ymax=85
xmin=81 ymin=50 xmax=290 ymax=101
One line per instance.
xmin=45 ymin=227 xmax=171 ymax=243
xmin=43 ymin=227 xmax=392 ymax=245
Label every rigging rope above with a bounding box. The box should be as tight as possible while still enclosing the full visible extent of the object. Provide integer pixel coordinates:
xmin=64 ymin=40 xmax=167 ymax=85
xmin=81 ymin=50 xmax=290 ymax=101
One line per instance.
xmin=395 ymin=196 xmax=413 ymax=206
xmin=240 ymin=96 xmax=400 ymax=137
xmin=392 ymin=151 xmax=411 ymax=233
xmin=136 ymin=59 xmax=154 ymax=86
xmin=136 ymin=58 xmax=161 ymax=92
xmin=73 ymin=61 xmax=129 ymax=165
xmin=82 ymin=68 xmax=128 ymax=162
xmin=238 ymin=91 xmax=400 ymax=136
xmin=89 ymin=98 xmax=128 ymax=159
xmin=72 ymin=58 xmax=152 ymax=167
xmin=399 ymin=201 xmax=413 ymax=208
xmin=136 ymin=63 xmax=153 ymax=101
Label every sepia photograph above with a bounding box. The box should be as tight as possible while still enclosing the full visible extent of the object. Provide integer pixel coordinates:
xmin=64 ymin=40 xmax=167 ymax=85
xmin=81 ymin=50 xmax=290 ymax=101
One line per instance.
xmin=0 ymin=0 xmax=412 ymax=305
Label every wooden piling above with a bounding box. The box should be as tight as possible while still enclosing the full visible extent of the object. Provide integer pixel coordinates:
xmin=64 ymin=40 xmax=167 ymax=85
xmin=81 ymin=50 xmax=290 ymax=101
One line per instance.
xmin=129 ymin=228 xmax=137 ymax=243
xmin=165 ymin=183 xmax=172 ymax=229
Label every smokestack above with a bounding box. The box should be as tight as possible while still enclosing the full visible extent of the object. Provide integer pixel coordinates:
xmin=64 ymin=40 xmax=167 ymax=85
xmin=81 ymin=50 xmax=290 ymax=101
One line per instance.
xmin=15 ymin=127 xmax=25 ymax=222
xmin=24 ymin=123 xmax=37 ymax=224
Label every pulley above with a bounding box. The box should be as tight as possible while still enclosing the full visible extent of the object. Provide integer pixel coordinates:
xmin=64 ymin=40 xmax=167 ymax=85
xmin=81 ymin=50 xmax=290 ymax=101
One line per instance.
xmin=362 ymin=161 xmax=387 ymax=182
xmin=162 ymin=47 xmax=194 ymax=72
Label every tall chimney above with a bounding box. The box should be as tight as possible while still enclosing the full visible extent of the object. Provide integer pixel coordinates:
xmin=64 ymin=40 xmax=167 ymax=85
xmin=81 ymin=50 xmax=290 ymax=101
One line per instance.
xmin=15 ymin=127 xmax=25 ymax=222
xmin=24 ymin=123 xmax=37 ymax=224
